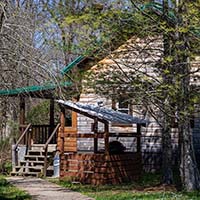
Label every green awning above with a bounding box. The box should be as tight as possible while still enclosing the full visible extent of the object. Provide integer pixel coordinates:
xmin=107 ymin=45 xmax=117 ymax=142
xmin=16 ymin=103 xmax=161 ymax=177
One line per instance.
xmin=60 ymin=55 xmax=85 ymax=75
xmin=0 ymin=81 xmax=71 ymax=97
xmin=0 ymin=55 xmax=84 ymax=98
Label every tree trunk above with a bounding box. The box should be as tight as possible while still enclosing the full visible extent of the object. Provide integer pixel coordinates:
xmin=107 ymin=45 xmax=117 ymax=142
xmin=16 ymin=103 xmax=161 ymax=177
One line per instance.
xmin=161 ymin=3 xmax=174 ymax=183
xmin=178 ymin=55 xmax=200 ymax=191
xmin=173 ymin=0 xmax=200 ymax=191
xmin=162 ymin=123 xmax=173 ymax=184
xmin=179 ymin=120 xmax=200 ymax=191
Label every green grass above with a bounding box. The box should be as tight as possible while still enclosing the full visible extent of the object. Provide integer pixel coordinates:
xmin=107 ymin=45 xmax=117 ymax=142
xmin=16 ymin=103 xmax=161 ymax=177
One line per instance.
xmin=0 ymin=176 xmax=31 ymax=200
xmin=89 ymin=191 xmax=200 ymax=200
xmin=50 ymin=173 xmax=200 ymax=200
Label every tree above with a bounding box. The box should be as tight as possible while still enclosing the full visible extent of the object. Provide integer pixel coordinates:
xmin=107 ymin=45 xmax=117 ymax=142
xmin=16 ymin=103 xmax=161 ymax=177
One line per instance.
xmin=173 ymin=0 xmax=200 ymax=191
xmin=0 ymin=0 xmax=60 ymax=139
xmin=85 ymin=0 xmax=200 ymax=190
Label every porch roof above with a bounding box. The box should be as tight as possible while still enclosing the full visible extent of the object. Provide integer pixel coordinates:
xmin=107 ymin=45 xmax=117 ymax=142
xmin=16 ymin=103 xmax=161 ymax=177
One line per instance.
xmin=0 ymin=82 xmax=71 ymax=98
xmin=60 ymin=55 xmax=85 ymax=75
xmin=57 ymin=100 xmax=148 ymax=125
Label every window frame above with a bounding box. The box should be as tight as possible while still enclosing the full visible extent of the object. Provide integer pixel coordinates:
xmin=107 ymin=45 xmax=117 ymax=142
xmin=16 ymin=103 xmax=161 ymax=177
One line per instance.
xmin=111 ymin=98 xmax=133 ymax=127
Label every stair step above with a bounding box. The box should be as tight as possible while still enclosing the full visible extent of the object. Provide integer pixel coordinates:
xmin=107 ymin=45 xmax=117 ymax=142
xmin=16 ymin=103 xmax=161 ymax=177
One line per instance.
xmin=20 ymin=160 xmax=44 ymax=165
xmin=10 ymin=171 xmax=39 ymax=177
xmin=31 ymin=144 xmax=45 ymax=147
xmin=31 ymin=144 xmax=56 ymax=152
xmin=14 ymin=166 xmax=43 ymax=170
xmin=24 ymin=155 xmax=45 ymax=161
xmin=28 ymin=150 xmax=44 ymax=155
xmin=25 ymin=155 xmax=45 ymax=158
xmin=11 ymin=143 xmax=56 ymax=178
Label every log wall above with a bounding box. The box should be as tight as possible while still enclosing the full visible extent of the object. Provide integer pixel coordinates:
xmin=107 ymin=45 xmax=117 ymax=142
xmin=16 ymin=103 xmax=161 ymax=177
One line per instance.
xmin=60 ymin=152 xmax=142 ymax=185
xmin=76 ymin=93 xmax=198 ymax=172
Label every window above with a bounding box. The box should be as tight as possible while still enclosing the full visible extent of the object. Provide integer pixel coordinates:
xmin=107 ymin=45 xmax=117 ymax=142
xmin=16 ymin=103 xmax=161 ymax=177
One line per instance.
xmin=65 ymin=110 xmax=72 ymax=126
xmin=117 ymin=100 xmax=130 ymax=114
xmin=112 ymin=98 xmax=132 ymax=115
xmin=112 ymin=98 xmax=133 ymax=127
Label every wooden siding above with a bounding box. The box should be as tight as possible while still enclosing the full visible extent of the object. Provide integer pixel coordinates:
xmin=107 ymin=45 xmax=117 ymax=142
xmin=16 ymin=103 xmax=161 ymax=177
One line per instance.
xmin=57 ymin=111 xmax=78 ymax=152
xmin=64 ymin=37 xmax=200 ymax=172
xmin=60 ymin=152 xmax=142 ymax=185
xmin=76 ymin=93 xmax=194 ymax=172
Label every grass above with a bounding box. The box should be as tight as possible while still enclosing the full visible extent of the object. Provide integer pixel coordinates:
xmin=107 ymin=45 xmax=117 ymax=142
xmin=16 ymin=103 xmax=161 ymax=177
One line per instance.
xmin=0 ymin=176 xmax=31 ymax=200
xmin=50 ymin=173 xmax=200 ymax=200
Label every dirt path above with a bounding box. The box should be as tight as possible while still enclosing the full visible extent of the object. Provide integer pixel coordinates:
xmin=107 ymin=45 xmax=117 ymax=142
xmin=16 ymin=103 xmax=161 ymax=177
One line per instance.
xmin=6 ymin=177 xmax=94 ymax=200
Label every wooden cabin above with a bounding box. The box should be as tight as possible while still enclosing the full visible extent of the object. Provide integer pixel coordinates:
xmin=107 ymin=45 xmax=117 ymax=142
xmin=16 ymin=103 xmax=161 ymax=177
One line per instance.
xmin=1 ymin=35 xmax=200 ymax=181
xmin=72 ymin=37 xmax=200 ymax=172
xmin=0 ymin=80 xmax=148 ymax=184
xmin=56 ymin=100 xmax=147 ymax=185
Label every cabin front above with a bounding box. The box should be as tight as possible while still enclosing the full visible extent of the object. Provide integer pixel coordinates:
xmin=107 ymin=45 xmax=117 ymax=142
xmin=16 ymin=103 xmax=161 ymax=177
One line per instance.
xmin=56 ymin=100 xmax=147 ymax=185
xmin=0 ymin=81 xmax=147 ymax=185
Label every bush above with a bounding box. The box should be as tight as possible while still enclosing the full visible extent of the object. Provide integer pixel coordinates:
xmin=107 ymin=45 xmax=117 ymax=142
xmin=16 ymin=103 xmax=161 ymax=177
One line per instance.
xmin=0 ymin=138 xmax=12 ymax=175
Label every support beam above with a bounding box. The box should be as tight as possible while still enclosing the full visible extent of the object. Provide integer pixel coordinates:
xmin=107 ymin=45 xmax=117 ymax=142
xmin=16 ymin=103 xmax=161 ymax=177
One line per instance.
xmin=104 ymin=122 xmax=109 ymax=155
xmin=93 ymin=118 xmax=98 ymax=153
xmin=59 ymin=106 xmax=65 ymax=153
xmin=49 ymin=99 xmax=55 ymax=135
xmin=19 ymin=96 xmax=25 ymax=126
xmin=137 ymin=124 xmax=141 ymax=153
xmin=19 ymin=96 xmax=25 ymax=144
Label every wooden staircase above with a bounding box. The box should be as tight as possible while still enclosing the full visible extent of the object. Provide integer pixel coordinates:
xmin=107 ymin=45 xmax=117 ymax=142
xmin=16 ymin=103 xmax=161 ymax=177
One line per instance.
xmin=11 ymin=123 xmax=60 ymax=177
xmin=11 ymin=144 xmax=57 ymax=177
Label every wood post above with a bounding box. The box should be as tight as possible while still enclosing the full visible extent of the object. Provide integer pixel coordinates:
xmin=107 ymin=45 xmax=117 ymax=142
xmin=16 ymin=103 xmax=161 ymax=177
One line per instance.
xmin=104 ymin=122 xmax=109 ymax=155
xmin=137 ymin=124 xmax=141 ymax=153
xmin=93 ymin=118 xmax=98 ymax=153
xmin=19 ymin=96 xmax=25 ymax=126
xmin=19 ymin=96 xmax=25 ymax=144
xmin=49 ymin=99 xmax=55 ymax=136
xmin=60 ymin=106 xmax=65 ymax=153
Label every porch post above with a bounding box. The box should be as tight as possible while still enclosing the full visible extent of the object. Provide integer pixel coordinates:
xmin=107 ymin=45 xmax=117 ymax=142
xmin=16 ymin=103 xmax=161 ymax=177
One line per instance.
xmin=49 ymin=98 xmax=55 ymax=135
xmin=104 ymin=122 xmax=109 ymax=155
xmin=19 ymin=96 xmax=25 ymax=127
xmin=136 ymin=124 xmax=141 ymax=153
xmin=19 ymin=96 xmax=25 ymax=144
xmin=93 ymin=118 xmax=98 ymax=153
xmin=60 ymin=106 xmax=65 ymax=153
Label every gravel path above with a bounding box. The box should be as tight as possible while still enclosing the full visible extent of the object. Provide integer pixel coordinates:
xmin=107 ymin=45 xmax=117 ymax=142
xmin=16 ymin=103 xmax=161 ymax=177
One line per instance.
xmin=6 ymin=177 xmax=94 ymax=200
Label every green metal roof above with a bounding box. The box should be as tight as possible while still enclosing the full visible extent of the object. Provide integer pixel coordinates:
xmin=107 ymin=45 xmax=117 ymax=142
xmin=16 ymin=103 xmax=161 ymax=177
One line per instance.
xmin=0 ymin=55 xmax=85 ymax=97
xmin=0 ymin=81 xmax=71 ymax=97
xmin=0 ymin=55 xmax=83 ymax=97
xmin=60 ymin=55 xmax=85 ymax=75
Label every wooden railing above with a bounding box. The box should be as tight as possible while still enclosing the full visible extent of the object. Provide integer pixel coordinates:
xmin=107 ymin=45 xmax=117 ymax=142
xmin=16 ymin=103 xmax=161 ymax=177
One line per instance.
xmin=31 ymin=125 xmax=56 ymax=144
xmin=14 ymin=123 xmax=32 ymax=166
xmin=43 ymin=123 xmax=60 ymax=177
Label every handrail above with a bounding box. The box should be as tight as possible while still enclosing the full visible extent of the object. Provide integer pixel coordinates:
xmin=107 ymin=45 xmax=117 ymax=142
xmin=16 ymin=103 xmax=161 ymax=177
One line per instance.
xmin=44 ymin=123 xmax=60 ymax=150
xmin=13 ymin=123 xmax=31 ymax=166
xmin=14 ymin=123 xmax=32 ymax=150
xmin=43 ymin=123 xmax=60 ymax=177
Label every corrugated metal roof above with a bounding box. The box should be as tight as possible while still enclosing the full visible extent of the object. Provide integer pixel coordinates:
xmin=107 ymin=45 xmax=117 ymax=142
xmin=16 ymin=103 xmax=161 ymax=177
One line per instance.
xmin=57 ymin=100 xmax=148 ymax=125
